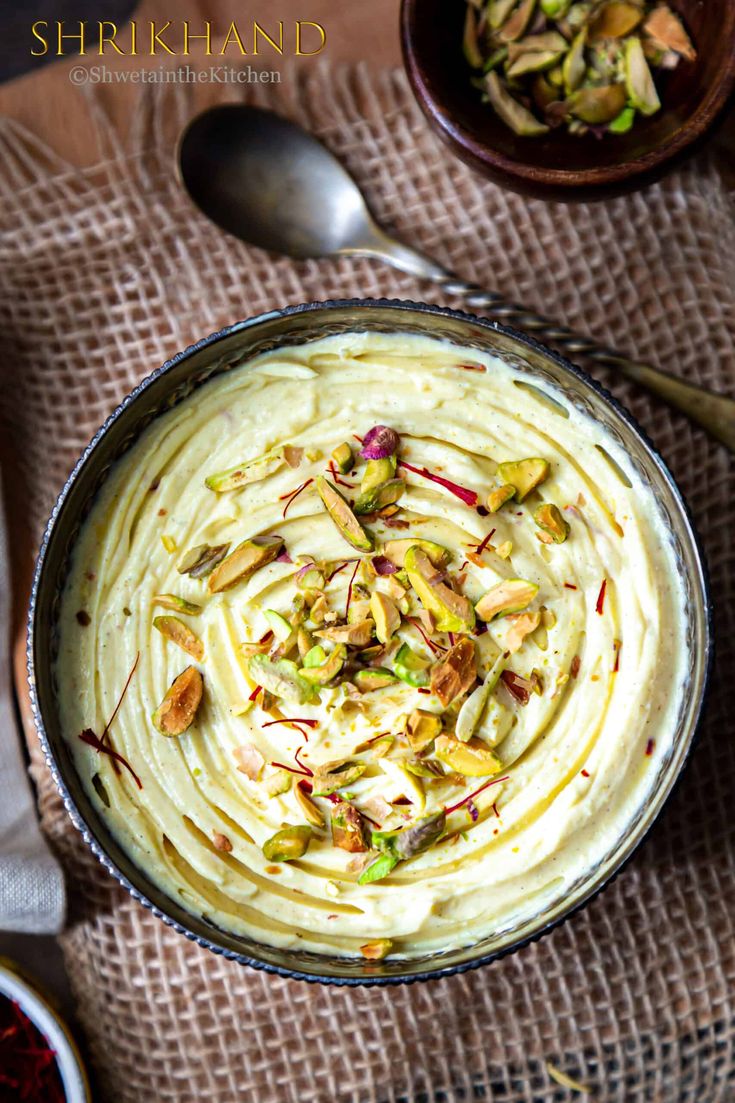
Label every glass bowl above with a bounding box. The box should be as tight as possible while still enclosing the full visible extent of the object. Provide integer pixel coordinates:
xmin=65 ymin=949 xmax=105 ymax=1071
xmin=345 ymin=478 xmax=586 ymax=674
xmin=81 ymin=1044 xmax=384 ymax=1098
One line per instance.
xmin=27 ymin=299 xmax=712 ymax=985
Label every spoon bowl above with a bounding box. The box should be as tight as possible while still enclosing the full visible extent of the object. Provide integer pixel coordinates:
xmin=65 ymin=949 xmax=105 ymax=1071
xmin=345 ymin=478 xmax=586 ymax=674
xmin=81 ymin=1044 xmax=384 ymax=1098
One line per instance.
xmin=179 ymin=105 xmax=380 ymax=260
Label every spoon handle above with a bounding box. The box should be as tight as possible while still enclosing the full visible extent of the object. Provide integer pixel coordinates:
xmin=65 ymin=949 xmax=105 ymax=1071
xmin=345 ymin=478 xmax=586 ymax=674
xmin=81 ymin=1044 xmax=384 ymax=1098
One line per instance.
xmin=365 ymin=234 xmax=735 ymax=453
xmin=431 ymin=273 xmax=735 ymax=453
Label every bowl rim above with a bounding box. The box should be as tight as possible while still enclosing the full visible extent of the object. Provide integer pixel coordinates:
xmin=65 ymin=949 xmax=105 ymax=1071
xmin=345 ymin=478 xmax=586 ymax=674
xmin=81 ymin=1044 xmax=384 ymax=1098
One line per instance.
xmin=27 ymin=297 xmax=713 ymax=986
xmin=400 ymin=0 xmax=735 ymax=189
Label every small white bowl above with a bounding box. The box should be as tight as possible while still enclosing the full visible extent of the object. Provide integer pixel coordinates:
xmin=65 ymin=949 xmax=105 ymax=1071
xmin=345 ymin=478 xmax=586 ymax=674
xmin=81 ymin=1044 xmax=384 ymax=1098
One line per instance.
xmin=0 ymin=957 xmax=91 ymax=1103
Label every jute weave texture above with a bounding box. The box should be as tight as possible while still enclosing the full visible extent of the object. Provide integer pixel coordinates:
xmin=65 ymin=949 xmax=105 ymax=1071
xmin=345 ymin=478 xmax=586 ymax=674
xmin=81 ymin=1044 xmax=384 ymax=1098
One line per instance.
xmin=0 ymin=63 xmax=733 ymax=1102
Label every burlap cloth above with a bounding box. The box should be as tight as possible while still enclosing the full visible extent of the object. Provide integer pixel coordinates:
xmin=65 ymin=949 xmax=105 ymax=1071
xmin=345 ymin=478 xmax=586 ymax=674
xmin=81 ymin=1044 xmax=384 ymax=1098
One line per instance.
xmin=0 ymin=62 xmax=733 ymax=1102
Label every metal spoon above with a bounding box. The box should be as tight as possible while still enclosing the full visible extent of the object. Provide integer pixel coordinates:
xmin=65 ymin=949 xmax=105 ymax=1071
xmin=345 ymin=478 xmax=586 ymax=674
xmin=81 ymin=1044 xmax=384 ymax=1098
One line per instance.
xmin=178 ymin=104 xmax=735 ymax=454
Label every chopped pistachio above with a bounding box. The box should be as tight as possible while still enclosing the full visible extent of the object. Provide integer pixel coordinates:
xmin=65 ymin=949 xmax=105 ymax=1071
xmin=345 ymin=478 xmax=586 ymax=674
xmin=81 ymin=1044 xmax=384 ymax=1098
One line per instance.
xmin=484 ymin=71 xmax=549 ymax=136
xmin=463 ymin=4 xmax=483 ymax=68
xmin=430 ymin=638 xmax=477 ymax=707
xmin=488 ymin=0 xmax=517 ymax=30
xmin=360 ymin=456 xmax=397 ymax=495
xmin=152 ymin=666 xmax=203 ymax=736
xmin=534 ymin=502 xmax=570 ymax=543
xmin=205 ymin=448 xmax=285 ymax=492
xmin=331 ymin=801 xmax=370 ymax=852
xmin=331 ymin=441 xmax=355 ymax=474
xmin=624 ymin=35 xmax=661 ymax=114
xmin=239 ymin=637 xmax=273 ymax=659
xmin=314 ymin=620 xmax=375 ymax=647
xmin=396 ymin=809 xmax=446 ymax=858
xmin=394 ymin=642 xmax=430 ymax=688
xmin=540 ymin=0 xmax=571 ymax=14
xmin=308 ymin=594 xmax=329 ymax=625
xmin=265 ymin=769 xmax=292 ymax=797
xmin=315 ymin=476 xmax=374 ymax=552
xmin=353 ymin=667 xmax=398 ymax=692
xmin=467 ymin=0 xmax=688 ymax=139
xmin=264 ymin=609 xmax=293 ymax=642
xmin=475 ymin=578 xmax=539 ymax=621
xmin=487 ymin=484 xmax=516 ymax=513
xmin=498 ymin=0 xmax=537 ymax=41
xmin=248 ymin=655 xmax=314 ymax=705
xmin=381 ymin=538 xmax=450 ymax=569
xmin=311 ymin=760 xmax=366 ymax=797
xmin=507 ymin=30 xmax=568 ymax=61
xmin=153 ymin=594 xmax=202 ymax=615
xmin=608 ymin=105 xmax=636 ymax=133
xmin=347 ymin=598 xmax=372 ymax=624
xmin=370 ymin=591 xmax=401 ymax=645
xmin=302 ymin=643 xmax=327 ymax=668
xmin=405 ymin=545 xmax=475 ymax=634
xmin=297 ymin=628 xmax=314 ymax=659
xmin=497 ymin=458 xmax=550 ymax=501
xmin=406 ymin=709 xmax=442 ymax=753
xmin=562 ymin=26 xmax=587 ymax=93
xmin=380 ymin=758 xmax=426 ymax=812
xmin=506 ymin=48 xmax=565 ymax=78
xmin=161 ymin=534 xmax=177 ymax=554
xmin=434 ymin=734 xmax=503 ymax=777
xmin=153 ymin=616 xmax=204 ymax=661
xmin=353 ymin=478 xmax=405 ymax=516
xmin=299 ymin=643 xmax=347 ymax=685
xmin=360 ymin=938 xmax=393 ymax=961
xmin=588 ymin=1 xmax=642 ymax=41
xmin=296 ymin=565 xmax=326 ymax=591
xmin=358 ymin=851 xmax=399 ymax=884
xmin=262 ymin=825 xmax=312 ymax=862
xmin=404 ymin=758 xmax=445 ymax=779
xmin=372 ymin=809 xmax=446 ymax=860
xmin=532 ymin=71 xmax=559 ymax=112
xmin=480 ymin=696 xmax=514 ymax=747
xmin=541 ymin=606 xmax=557 ymax=628
xmin=178 ymin=542 xmax=231 ymax=579
xmin=568 ymin=83 xmax=628 ymax=124
xmin=456 ymin=655 xmax=506 ymax=742
xmin=207 ymin=535 xmax=284 ymax=593
xmin=496 ymin=540 xmax=513 ymax=559
xmin=294 ymin=785 xmax=325 ymax=828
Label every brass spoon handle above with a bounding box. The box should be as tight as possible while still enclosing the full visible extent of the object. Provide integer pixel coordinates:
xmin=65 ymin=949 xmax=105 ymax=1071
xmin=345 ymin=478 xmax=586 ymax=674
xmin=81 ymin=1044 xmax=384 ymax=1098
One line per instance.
xmin=432 ymin=273 xmax=735 ymax=454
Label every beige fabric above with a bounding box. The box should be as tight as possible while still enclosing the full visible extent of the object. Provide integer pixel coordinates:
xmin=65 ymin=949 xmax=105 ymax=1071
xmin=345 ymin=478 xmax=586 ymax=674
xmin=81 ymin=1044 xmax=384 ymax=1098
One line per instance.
xmin=0 ymin=62 xmax=733 ymax=1102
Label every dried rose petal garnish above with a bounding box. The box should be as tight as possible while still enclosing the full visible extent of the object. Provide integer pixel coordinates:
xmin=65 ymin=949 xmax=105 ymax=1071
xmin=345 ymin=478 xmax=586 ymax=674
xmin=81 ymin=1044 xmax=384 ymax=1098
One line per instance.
xmin=360 ymin=425 xmax=399 ymax=460
xmin=372 ymin=555 xmax=398 ymax=575
xmin=234 ymin=743 xmax=265 ymax=780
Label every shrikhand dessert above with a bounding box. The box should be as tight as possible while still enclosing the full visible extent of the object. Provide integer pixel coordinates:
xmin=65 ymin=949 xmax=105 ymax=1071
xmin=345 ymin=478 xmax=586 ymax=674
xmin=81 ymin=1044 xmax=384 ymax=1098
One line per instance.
xmin=56 ymin=331 xmax=687 ymax=961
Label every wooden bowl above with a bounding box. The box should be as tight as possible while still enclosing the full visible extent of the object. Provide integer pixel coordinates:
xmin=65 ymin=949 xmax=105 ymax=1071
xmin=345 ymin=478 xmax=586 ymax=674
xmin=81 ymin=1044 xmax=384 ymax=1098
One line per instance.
xmin=400 ymin=0 xmax=735 ymax=197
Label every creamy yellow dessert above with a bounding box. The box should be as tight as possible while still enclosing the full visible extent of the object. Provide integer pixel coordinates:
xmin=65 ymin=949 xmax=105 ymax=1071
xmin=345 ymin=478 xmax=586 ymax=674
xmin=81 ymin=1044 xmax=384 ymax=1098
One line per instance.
xmin=56 ymin=332 xmax=687 ymax=959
